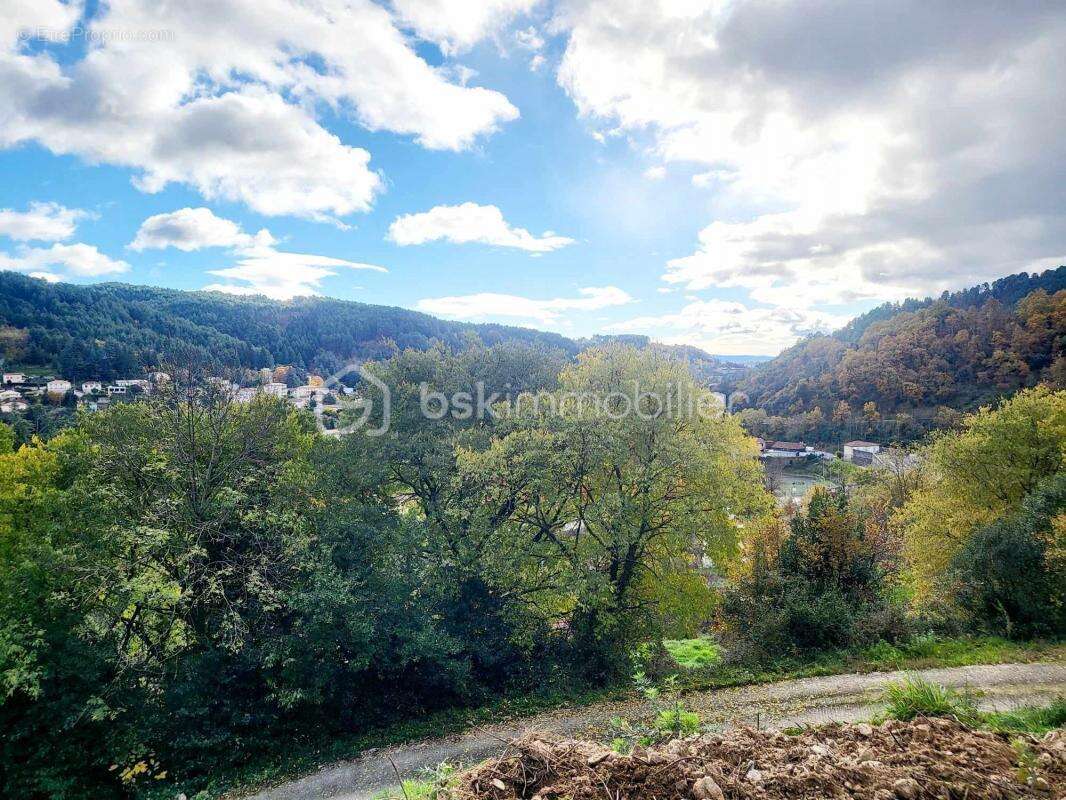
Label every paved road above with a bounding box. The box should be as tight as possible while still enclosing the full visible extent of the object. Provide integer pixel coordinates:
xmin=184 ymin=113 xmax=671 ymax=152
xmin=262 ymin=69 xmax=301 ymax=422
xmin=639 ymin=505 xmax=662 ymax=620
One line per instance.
xmin=243 ymin=661 xmax=1066 ymax=800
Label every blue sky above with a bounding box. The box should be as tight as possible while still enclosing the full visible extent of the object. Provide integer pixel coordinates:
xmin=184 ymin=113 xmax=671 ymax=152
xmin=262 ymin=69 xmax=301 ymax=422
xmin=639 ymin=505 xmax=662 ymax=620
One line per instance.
xmin=2 ymin=1 xmax=1064 ymax=355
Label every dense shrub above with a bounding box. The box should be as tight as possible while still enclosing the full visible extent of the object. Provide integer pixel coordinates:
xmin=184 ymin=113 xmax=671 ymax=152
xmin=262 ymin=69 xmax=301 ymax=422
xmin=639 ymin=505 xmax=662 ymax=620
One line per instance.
xmin=719 ymin=489 xmax=906 ymax=663
xmin=946 ymin=473 xmax=1066 ymax=639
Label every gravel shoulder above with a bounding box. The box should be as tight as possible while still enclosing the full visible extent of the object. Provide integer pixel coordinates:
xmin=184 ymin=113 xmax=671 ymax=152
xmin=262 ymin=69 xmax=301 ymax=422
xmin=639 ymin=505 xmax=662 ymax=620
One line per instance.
xmin=244 ymin=661 xmax=1066 ymax=800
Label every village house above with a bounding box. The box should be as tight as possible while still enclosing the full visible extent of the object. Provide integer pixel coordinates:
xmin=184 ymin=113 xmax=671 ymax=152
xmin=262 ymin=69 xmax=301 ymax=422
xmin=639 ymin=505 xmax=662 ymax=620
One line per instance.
xmin=107 ymin=384 xmax=127 ymax=396
xmin=2 ymin=372 xmax=27 ymax=385
xmin=46 ymin=379 xmax=72 ymax=395
xmin=115 ymin=379 xmax=151 ymax=391
xmin=262 ymin=382 xmax=288 ymax=398
xmin=843 ymin=440 xmax=882 ymax=464
xmin=81 ymin=381 xmax=103 ymax=394
xmin=0 ymin=390 xmax=27 ymax=412
xmin=78 ymin=395 xmax=111 ymax=412
xmin=759 ymin=440 xmax=810 ymax=466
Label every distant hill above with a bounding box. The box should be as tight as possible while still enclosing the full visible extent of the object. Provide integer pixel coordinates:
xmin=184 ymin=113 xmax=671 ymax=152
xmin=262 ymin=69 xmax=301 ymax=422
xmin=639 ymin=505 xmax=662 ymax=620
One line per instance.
xmin=714 ymin=354 xmax=774 ymax=366
xmin=0 ymin=272 xmax=731 ymax=383
xmin=736 ymin=267 xmax=1066 ymax=443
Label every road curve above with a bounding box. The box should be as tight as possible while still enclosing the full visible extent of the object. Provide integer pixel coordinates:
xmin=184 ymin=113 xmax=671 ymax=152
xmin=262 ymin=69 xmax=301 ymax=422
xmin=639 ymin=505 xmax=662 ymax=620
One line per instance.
xmin=242 ymin=661 xmax=1066 ymax=800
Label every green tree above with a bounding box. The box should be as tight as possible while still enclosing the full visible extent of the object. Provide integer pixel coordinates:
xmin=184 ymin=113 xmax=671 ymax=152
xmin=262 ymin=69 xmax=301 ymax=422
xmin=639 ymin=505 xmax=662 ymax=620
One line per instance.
xmin=464 ymin=345 xmax=769 ymax=674
xmin=898 ymin=387 xmax=1066 ymax=592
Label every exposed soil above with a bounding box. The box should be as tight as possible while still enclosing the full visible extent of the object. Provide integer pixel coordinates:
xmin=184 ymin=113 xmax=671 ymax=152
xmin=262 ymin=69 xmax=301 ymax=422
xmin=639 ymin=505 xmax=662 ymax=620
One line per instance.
xmin=454 ymin=721 xmax=1065 ymax=800
xmin=243 ymin=662 xmax=1065 ymax=800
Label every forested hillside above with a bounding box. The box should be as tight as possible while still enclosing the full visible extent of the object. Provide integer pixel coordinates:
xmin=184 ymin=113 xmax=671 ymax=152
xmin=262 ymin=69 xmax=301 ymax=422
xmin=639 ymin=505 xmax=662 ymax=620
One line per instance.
xmin=0 ymin=272 xmax=729 ymax=381
xmin=0 ymin=272 xmax=582 ymax=380
xmin=737 ymin=267 xmax=1066 ymax=444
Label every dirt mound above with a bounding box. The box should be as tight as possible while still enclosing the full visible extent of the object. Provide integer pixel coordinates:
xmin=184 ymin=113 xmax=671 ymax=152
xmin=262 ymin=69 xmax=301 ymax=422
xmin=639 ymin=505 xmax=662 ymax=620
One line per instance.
xmin=452 ymin=719 xmax=1064 ymax=800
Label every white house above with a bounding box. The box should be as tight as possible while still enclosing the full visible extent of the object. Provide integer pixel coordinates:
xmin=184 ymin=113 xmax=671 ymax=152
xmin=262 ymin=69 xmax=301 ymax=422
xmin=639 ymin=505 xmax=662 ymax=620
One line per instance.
xmin=46 ymin=379 xmax=72 ymax=394
xmin=262 ymin=382 xmax=288 ymax=398
xmin=843 ymin=440 xmax=881 ymax=463
xmin=81 ymin=381 xmax=103 ymax=394
xmin=107 ymin=384 xmax=127 ymax=396
xmin=760 ymin=441 xmax=810 ymax=465
xmin=2 ymin=372 xmax=26 ymax=385
xmin=116 ymin=379 xmax=150 ymax=390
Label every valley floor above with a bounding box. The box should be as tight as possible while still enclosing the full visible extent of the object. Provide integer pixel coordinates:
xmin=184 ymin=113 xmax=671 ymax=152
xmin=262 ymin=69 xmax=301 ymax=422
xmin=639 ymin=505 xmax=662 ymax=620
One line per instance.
xmin=242 ymin=661 xmax=1066 ymax=800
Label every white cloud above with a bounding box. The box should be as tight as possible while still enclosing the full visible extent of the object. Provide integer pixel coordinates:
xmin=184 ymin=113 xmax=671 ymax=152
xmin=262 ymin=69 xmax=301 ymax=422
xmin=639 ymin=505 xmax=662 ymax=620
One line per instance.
xmin=416 ymin=285 xmax=632 ymax=325
xmin=130 ymin=207 xmax=274 ymax=252
xmin=515 ymin=25 xmax=547 ymax=70
xmin=130 ymin=208 xmax=386 ymax=299
xmin=205 ymin=250 xmax=387 ymax=300
xmin=0 ymin=243 xmax=130 ymax=277
xmin=642 ymin=165 xmax=666 ymax=181
xmin=607 ymin=299 xmax=850 ymax=357
xmin=515 ymin=26 xmax=546 ymax=52
xmin=389 ymin=202 xmax=575 ymax=253
xmin=552 ymin=1 xmax=1066 ymax=309
xmin=0 ymin=201 xmax=87 ymax=242
xmin=2 ymin=1 xmax=521 ymax=222
xmin=393 ymin=0 xmax=541 ymax=55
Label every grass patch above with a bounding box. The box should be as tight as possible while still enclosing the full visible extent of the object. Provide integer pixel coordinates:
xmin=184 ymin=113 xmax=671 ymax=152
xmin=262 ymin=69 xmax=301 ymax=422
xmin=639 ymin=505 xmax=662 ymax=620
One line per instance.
xmin=663 ymin=637 xmax=722 ymax=669
xmin=371 ymin=763 xmax=459 ymax=800
xmin=878 ymin=676 xmax=1066 ymax=736
xmin=372 ymin=778 xmax=438 ymax=800
xmin=879 ymin=676 xmax=981 ymax=724
xmin=975 ymin=698 xmax=1066 ymax=736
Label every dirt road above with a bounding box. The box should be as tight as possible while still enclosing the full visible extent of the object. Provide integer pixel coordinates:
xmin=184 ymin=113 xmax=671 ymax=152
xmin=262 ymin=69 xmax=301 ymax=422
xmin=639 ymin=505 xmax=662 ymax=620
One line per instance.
xmin=244 ymin=661 xmax=1066 ymax=800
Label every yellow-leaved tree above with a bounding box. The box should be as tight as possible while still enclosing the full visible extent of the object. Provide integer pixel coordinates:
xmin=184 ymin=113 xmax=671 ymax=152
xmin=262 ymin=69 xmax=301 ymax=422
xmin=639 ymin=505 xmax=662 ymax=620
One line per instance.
xmin=898 ymin=386 xmax=1066 ymax=594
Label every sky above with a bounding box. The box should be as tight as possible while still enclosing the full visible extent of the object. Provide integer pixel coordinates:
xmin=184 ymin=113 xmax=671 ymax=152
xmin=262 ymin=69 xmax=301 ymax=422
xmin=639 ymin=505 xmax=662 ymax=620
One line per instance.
xmin=1 ymin=1 xmax=1065 ymax=356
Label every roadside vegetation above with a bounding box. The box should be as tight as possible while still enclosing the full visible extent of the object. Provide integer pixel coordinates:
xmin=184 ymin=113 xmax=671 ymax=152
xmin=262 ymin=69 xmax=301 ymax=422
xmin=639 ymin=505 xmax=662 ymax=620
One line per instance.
xmin=878 ymin=676 xmax=1066 ymax=736
xmin=660 ymin=635 xmax=1065 ymax=693
xmin=0 ymin=342 xmax=1063 ymax=800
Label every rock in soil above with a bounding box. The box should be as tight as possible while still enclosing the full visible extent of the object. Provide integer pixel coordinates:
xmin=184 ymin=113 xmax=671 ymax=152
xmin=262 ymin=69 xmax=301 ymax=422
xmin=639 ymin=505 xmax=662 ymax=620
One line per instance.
xmin=451 ymin=721 xmax=1065 ymax=800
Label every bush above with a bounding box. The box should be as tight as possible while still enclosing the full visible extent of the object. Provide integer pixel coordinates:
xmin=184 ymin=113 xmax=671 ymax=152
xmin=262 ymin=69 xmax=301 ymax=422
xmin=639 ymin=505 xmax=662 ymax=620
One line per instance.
xmin=719 ymin=489 xmax=906 ymax=664
xmin=946 ymin=473 xmax=1066 ymax=639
